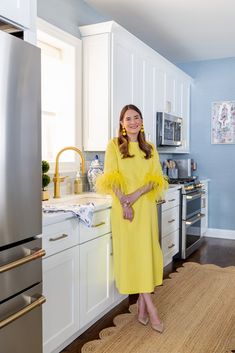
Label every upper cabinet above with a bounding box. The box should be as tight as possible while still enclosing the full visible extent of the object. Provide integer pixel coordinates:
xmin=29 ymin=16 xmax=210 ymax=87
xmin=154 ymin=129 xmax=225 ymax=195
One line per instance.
xmin=80 ymin=21 xmax=193 ymax=153
xmin=0 ymin=0 xmax=37 ymax=44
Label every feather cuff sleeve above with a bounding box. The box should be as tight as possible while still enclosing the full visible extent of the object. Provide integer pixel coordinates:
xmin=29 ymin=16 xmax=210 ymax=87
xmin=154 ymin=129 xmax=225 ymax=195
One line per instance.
xmin=144 ymin=173 xmax=169 ymax=201
xmin=95 ymin=171 xmax=126 ymax=195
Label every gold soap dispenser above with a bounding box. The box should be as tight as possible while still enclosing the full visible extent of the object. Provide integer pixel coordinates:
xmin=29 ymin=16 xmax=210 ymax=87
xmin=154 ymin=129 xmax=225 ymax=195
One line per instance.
xmin=74 ymin=171 xmax=82 ymax=194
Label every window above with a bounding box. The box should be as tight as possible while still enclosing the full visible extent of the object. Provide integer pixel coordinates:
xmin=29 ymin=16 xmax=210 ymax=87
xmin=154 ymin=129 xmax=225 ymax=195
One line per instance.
xmin=37 ymin=18 xmax=82 ymax=171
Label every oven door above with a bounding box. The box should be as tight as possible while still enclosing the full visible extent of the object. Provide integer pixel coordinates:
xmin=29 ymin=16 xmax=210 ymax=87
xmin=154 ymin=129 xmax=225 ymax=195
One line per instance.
xmin=182 ymin=213 xmax=205 ymax=259
xmin=182 ymin=191 xmax=204 ymax=220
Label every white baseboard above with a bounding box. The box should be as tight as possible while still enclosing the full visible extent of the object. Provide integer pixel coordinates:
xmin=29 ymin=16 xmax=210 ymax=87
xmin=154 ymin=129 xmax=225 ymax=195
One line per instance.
xmin=205 ymin=228 xmax=235 ymax=240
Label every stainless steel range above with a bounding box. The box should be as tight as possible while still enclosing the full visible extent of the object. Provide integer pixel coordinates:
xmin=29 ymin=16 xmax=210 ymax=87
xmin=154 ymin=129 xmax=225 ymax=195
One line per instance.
xmin=170 ymin=178 xmax=205 ymax=259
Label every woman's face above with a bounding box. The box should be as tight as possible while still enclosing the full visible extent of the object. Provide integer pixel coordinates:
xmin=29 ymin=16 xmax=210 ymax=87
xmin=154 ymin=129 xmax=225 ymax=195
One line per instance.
xmin=121 ymin=109 xmax=142 ymax=136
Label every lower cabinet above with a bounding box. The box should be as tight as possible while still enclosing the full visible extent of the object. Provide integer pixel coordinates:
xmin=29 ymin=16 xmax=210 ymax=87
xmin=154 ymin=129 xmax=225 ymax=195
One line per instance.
xmin=43 ymin=245 xmax=79 ymax=353
xmin=161 ymin=189 xmax=180 ymax=266
xmin=79 ymin=233 xmax=113 ymax=327
xmin=42 ymin=215 xmax=126 ymax=353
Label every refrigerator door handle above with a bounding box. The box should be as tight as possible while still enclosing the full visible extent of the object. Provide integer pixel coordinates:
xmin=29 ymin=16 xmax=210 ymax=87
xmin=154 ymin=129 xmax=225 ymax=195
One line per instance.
xmin=0 ymin=248 xmax=46 ymax=274
xmin=0 ymin=295 xmax=46 ymax=329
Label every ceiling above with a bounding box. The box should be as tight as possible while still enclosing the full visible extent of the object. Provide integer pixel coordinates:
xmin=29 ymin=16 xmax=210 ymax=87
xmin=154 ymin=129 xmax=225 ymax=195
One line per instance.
xmin=85 ymin=0 xmax=235 ymax=63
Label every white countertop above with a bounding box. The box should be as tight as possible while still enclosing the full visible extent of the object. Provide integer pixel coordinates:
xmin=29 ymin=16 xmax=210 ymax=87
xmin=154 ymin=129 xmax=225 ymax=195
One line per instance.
xmin=168 ymin=184 xmax=182 ymax=192
xmin=43 ymin=187 xmax=180 ymax=227
xmin=42 ymin=192 xmax=112 ymax=227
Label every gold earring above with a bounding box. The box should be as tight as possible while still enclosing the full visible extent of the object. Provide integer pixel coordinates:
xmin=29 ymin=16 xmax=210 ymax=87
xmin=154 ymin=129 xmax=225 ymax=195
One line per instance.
xmin=140 ymin=124 xmax=144 ymax=133
xmin=122 ymin=127 xmax=127 ymax=136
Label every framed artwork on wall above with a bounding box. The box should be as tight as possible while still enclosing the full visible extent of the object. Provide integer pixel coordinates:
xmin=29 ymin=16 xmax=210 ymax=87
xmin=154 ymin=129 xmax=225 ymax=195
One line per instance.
xmin=211 ymin=101 xmax=235 ymax=144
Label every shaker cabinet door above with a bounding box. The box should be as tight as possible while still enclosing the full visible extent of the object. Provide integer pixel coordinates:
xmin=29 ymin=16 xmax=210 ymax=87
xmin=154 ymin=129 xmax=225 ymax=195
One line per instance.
xmin=83 ymin=34 xmax=110 ymax=151
xmin=43 ymin=246 xmax=79 ymax=353
xmin=79 ymin=233 xmax=113 ymax=328
xmin=142 ymin=58 xmax=156 ymax=142
xmin=112 ymin=34 xmax=133 ymax=138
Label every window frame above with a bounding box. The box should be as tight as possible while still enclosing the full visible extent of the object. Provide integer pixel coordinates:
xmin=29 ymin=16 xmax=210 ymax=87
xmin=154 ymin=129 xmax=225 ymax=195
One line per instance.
xmin=37 ymin=17 xmax=82 ymax=173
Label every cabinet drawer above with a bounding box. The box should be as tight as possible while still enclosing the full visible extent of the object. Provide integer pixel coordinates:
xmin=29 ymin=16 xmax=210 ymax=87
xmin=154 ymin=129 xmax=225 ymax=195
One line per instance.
xmin=42 ymin=219 xmax=79 ymax=257
xmin=162 ymin=229 xmax=179 ymax=262
xmin=79 ymin=208 xmax=111 ymax=244
xmin=162 ymin=190 xmax=180 ymax=211
xmin=162 ymin=206 xmax=179 ymax=237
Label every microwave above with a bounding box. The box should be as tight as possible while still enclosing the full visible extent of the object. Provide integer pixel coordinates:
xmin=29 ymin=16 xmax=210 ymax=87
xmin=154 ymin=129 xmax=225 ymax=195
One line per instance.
xmin=156 ymin=112 xmax=182 ymax=147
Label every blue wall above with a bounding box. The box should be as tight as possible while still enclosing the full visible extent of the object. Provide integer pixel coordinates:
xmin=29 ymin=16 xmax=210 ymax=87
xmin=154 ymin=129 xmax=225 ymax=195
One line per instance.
xmin=179 ymin=58 xmax=235 ymax=230
xmin=37 ymin=0 xmax=109 ymax=37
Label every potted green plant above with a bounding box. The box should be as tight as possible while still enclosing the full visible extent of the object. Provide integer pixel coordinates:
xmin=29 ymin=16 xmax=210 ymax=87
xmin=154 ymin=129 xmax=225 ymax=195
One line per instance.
xmin=42 ymin=160 xmax=51 ymax=201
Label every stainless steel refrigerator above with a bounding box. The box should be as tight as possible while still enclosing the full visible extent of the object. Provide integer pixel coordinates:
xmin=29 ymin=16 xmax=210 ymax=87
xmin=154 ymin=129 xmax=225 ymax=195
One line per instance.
xmin=0 ymin=30 xmax=45 ymax=353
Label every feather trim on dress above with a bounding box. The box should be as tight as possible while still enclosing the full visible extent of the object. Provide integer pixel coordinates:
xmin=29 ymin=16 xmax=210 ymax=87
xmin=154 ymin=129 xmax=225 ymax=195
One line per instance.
xmin=144 ymin=173 xmax=169 ymax=201
xmin=95 ymin=170 xmax=126 ymax=195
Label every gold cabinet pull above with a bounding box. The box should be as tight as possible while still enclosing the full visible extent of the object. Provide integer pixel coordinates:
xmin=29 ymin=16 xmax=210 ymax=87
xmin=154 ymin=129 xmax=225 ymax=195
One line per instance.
xmin=0 ymin=295 xmax=46 ymax=329
xmin=168 ymin=243 xmax=175 ymax=249
xmin=168 ymin=219 xmax=175 ymax=223
xmin=91 ymin=221 xmax=105 ymax=228
xmin=156 ymin=199 xmax=166 ymax=205
xmin=0 ymin=249 xmax=46 ymax=274
xmin=49 ymin=233 xmax=68 ymax=242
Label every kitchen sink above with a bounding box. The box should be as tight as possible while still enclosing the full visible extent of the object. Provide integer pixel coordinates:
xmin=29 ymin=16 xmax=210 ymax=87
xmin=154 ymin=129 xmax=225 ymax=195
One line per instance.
xmin=43 ymin=192 xmax=112 ymax=210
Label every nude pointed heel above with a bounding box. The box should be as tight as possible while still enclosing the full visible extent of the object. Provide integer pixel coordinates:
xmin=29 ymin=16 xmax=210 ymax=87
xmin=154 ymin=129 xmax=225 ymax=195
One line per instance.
xmin=137 ymin=300 xmax=149 ymax=326
xmin=138 ymin=316 xmax=149 ymax=326
xmin=151 ymin=321 xmax=164 ymax=333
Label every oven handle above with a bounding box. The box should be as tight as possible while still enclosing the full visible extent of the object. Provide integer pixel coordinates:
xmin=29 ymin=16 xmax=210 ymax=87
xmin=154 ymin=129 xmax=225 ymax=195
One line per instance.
xmin=186 ymin=191 xmax=205 ymax=200
xmin=0 ymin=295 xmax=46 ymax=329
xmin=0 ymin=248 xmax=46 ymax=274
xmin=185 ymin=213 xmax=205 ymax=226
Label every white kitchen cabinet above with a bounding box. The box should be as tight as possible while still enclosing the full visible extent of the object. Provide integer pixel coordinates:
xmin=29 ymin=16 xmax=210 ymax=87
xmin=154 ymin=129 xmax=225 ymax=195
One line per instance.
xmin=42 ymin=219 xmax=80 ymax=353
xmin=42 ymin=207 xmax=127 ymax=352
xmin=173 ymin=80 xmax=191 ymax=153
xmin=165 ymin=71 xmax=175 ymax=113
xmin=142 ymin=57 xmax=156 ymax=142
xmin=111 ymin=31 xmax=134 ymax=140
xmin=156 ymin=71 xmax=191 ymax=153
xmin=80 ymin=21 xmax=193 ymax=152
xmin=155 ymin=68 xmax=166 ymax=113
xmin=161 ymin=188 xmax=180 ymax=266
xmin=43 ymin=246 xmax=79 ymax=353
xmin=79 ymin=233 xmax=114 ymax=327
xmin=82 ymin=33 xmax=110 ymax=151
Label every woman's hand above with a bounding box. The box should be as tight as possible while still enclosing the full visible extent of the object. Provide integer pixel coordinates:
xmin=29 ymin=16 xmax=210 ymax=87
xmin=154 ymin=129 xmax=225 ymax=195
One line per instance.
xmin=122 ymin=204 xmax=134 ymax=221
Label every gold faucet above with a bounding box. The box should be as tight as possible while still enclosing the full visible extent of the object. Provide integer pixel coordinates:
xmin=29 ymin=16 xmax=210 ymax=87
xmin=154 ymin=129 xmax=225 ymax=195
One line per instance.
xmin=53 ymin=146 xmax=85 ymax=198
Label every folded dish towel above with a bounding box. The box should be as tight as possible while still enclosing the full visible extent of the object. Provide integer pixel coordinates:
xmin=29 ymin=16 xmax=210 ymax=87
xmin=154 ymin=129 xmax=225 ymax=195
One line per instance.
xmin=43 ymin=203 xmax=95 ymax=227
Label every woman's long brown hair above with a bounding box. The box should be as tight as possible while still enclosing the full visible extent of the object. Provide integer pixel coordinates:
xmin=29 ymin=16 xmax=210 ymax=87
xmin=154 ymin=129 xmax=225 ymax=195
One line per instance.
xmin=118 ymin=104 xmax=153 ymax=159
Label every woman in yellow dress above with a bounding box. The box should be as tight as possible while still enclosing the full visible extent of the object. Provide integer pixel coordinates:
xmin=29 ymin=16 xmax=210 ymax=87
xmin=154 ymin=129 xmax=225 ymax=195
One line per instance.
xmin=96 ymin=104 xmax=168 ymax=332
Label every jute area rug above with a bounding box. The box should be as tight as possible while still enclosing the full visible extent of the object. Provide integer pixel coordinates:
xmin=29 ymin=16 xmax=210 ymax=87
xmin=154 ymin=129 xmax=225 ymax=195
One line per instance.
xmin=82 ymin=263 xmax=235 ymax=353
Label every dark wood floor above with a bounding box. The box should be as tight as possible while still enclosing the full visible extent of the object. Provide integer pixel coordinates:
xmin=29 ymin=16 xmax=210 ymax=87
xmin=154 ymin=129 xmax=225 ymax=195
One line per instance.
xmin=62 ymin=237 xmax=235 ymax=353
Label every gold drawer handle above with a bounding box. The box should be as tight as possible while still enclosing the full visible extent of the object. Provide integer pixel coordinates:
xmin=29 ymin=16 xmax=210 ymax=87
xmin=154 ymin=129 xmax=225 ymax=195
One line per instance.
xmin=168 ymin=198 xmax=176 ymax=202
xmin=91 ymin=221 xmax=105 ymax=228
xmin=49 ymin=233 xmax=68 ymax=242
xmin=168 ymin=219 xmax=175 ymax=223
xmin=0 ymin=295 xmax=46 ymax=329
xmin=168 ymin=243 xmax=175 ymax=249
xmin=156 ymin=199 xmax=166 ymax=205
xmin=0 ymin=249 xmax=46 ymax=274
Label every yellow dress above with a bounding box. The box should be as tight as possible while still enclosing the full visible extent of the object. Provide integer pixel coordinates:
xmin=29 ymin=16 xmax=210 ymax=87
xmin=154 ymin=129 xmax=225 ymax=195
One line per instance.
xmin=96 ymin=138 xmax=168 ymax=294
